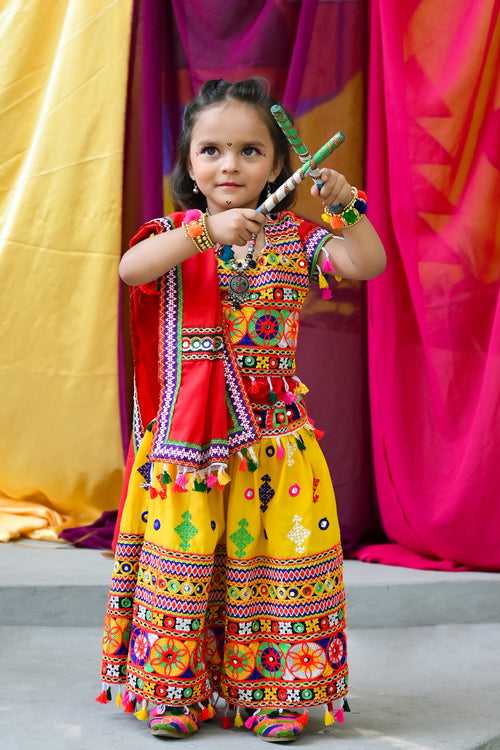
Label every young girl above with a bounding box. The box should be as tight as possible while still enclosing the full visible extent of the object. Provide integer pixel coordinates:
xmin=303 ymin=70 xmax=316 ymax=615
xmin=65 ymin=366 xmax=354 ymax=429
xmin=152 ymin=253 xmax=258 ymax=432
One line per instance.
xmin=98 ymin=78 xmax=386 ymax=742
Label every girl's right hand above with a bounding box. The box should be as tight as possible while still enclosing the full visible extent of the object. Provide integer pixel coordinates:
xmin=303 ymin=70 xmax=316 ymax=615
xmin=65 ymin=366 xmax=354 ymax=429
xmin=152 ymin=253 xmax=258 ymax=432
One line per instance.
xmin=206 ymin=208 xmax=266 ymax=246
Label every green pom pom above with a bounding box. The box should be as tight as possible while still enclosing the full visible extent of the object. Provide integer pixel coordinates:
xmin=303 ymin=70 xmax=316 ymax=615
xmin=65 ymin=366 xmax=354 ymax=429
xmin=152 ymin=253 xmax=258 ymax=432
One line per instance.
xmin=161 ymin=471 xmax=172 ymax=485
xmin=269 ymin=390 xmax=278 ymax=404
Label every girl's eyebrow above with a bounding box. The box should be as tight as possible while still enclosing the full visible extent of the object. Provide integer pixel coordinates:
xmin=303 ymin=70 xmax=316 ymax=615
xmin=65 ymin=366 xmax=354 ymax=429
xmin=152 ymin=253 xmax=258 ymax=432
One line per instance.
xmin=196 ymin=139 xmax=267 ymax=148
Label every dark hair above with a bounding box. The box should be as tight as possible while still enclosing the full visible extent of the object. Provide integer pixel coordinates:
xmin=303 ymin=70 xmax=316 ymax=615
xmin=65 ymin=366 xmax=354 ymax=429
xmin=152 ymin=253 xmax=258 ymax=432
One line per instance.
xmin=171 ymin=78 xmax=295 ymax=212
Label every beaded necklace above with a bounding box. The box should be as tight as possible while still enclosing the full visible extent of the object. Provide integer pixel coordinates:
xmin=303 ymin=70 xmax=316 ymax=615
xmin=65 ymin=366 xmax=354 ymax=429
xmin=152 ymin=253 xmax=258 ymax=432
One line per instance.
xmin=217 ymin=229 xmax=266 ymax=308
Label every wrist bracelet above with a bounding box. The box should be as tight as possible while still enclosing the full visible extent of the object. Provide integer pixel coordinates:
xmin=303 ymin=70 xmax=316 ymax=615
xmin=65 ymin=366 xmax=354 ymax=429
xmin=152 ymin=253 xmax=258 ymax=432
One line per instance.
xmin=182 ymin=210 xmax=215 ymax=253
xmin=322 ymin=187 xmax=368 ymax=230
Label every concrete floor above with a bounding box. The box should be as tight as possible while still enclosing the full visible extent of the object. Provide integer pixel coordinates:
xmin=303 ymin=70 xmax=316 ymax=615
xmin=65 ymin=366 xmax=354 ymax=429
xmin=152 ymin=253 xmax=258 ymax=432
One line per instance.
xmin=1 ymin=623 xmax=500 ymax=750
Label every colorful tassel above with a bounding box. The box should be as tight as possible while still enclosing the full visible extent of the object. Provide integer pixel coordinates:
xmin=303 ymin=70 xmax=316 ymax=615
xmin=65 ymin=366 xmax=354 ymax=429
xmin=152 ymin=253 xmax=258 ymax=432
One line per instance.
xmin=149 ymin=486 xmax=158 ymax=499
xmin=334 ymin=708 xmax=345 ymax=724
xmin=296 ymin=711 xmax=309 ymax=727
xmin=318 ymin=267 xmax=329 ymax=289
xmin=343 ymin=699 xmax=351 ymax=712
xmin=245 ymin=714 xmax=259 ymax=730
xmin=115 ymin=688 xmax=122 ymax=708
xmin=174 ymin=472 xmax=188 ymax=492
xmin=194 ymin=477 xmax=207 ymax=492
xmin=239 ymin=452 xmax=248 ymax=471
xmin=321 ymin=287 xmax=333 ymax=300
xmin=321 ymin=254 xmax=334 ymax=274
xmin=185 ymin=473 xmax=195 ymax=492
xmin=276 ymin=439 xmax=285 ymax=460
xmin=324 ymin=704 xmax=335 ymax=727
xmin=207 ymin=473 xmax=218 ymax=489
xmin=158 ymin=469 xmax=172 ymax=485
xmin=293 ymin=377 xmax=309 ymax=396
xmin=217 ymin=467 xmax=230 ymax=486
xmin=295 ymin=434 xmax=306 ymax=451
xmin=134 ymin=700 xmax=149 ymax=721
xmin=234 ymin=707 xmax=244 ymax=728
xmin=95 ymin=685 xmax=108 ymax=704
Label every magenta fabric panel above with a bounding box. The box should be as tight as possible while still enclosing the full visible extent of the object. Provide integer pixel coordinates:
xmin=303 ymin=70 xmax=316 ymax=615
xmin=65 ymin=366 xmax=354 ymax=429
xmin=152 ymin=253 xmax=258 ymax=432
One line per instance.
xmin=357 ymin=0 xmax=500 ymax=570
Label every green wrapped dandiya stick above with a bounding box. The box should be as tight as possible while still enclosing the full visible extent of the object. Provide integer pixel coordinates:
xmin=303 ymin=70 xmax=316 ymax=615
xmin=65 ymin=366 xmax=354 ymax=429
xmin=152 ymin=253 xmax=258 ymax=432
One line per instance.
xmin=271 ymin=104 xmax=325 ymax=190
xmin=256 ymin=130 xmax=345 ymax=214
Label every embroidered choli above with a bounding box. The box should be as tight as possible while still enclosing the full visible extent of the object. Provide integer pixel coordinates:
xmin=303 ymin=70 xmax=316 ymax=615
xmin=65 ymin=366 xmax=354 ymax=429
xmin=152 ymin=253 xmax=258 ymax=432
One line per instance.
xmin=217 ymin=211 xmax=332 ymax=436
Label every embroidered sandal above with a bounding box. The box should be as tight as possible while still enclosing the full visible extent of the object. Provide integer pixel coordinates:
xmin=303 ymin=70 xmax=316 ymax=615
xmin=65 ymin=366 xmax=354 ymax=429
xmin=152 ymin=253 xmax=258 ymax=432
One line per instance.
xmin=149 ymin=703 xmax=203 ymax=738
xmin=244 ymin=708 xmax=308 ymax=743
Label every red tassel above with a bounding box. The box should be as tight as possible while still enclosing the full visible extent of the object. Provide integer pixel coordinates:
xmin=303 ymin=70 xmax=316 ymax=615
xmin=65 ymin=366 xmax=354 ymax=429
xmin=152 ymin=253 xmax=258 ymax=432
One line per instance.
xmin=239 ymin=456 xmax=248 ymax=471
xmin=297 ymin=711 xmax=309 ymax=727
xmin=321 ymin=287 xmax=333 ymax=300
xmin=314 ymin=427 xmax=325 ymax=441
xmin=221 ymin=715 xmax=232 ymax=729
xmin=201 ymin=706 xmax=211 ymax=721
xmin=123 ymin=700 xmax=135 ymax=713
xmin=95 ymin=690 xmax=108 ymax=704
xmin=149 ymin=486 xmax=158 ymax=499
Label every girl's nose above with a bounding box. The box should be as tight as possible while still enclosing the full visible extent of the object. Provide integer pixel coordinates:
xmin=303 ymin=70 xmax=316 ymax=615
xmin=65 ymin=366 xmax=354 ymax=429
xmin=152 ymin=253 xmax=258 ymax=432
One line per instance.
xmin=221 ymin=151 xmax=239 ymax=172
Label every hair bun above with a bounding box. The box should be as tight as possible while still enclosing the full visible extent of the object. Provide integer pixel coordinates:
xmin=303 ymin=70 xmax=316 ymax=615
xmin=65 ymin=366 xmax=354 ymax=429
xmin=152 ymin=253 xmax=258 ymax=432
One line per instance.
xmin=199 ymin=79 xmax=226 ymax=97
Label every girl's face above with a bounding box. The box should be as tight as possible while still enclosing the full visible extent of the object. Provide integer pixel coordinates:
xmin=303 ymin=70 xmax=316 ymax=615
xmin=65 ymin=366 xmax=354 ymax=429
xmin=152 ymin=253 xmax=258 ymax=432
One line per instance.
xmin=188 ymin=100 xmax=282 ymax=215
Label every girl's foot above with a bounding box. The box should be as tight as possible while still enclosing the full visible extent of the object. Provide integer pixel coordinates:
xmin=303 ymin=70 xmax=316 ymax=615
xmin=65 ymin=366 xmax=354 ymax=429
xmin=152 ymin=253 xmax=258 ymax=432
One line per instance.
xmin=149 ymin=704 xmax=202 ymax=738
xmin=244 ymin=708 xmax=308 ymax=743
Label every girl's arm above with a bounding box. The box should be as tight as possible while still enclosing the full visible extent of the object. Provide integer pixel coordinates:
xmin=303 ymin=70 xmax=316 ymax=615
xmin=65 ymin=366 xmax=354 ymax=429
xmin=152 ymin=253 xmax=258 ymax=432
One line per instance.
xmin=119 ymin=208 xmax=266 ymax=286
xmin=311 ymin=169 xmax=387 ymax=281
xmin=325 ymin=218 xmax=386 ymax=281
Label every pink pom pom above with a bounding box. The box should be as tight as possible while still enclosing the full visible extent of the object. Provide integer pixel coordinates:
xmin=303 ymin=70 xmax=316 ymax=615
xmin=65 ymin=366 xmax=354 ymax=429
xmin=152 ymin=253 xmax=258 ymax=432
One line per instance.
xmin=207 ymin=474 xmax=218 ymax=488
xmin=277 ymin=443 xmax=285 ymax=459
xmin=283 ymin=391 xmax=296 ymax=405
xmin=334 ymin=709 xmax=345 ymax=724
xmin=321 ymin=288 xmax=333 ymax=300
xmin=244 ymin=715 xmax=259 ymax=729
xmin=183 ymin=209 xmax=202 ymax=223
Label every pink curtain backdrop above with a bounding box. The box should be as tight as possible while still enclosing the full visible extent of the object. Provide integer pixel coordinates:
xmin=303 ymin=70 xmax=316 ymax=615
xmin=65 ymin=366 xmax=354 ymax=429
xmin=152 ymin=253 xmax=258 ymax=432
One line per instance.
xmin=355 ymin=0 xmax=500 ymax=570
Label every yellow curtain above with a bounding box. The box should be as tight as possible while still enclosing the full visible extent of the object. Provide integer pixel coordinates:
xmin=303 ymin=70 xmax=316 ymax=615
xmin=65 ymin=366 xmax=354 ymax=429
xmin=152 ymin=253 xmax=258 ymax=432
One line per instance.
xmin=0 ymin=0 xmax=133 ymax=541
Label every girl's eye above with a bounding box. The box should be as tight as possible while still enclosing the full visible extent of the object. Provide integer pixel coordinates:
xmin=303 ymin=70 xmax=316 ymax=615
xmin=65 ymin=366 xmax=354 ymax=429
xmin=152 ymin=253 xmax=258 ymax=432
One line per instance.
xmin=200 ymin=146 xmax=218 ymax=156
xmin=242 ymin=146 xmax=261 ymax=157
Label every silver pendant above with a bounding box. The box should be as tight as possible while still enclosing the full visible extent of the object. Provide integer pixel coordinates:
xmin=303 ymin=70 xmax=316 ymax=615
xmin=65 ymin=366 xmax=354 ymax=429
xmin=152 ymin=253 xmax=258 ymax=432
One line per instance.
xmin=228 ymin=274 xmax=251 ymax=308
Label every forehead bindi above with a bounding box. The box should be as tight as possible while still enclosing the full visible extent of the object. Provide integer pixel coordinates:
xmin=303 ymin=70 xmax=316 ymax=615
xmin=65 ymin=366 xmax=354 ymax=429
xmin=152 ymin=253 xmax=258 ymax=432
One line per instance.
xmin=191 ymin=101 xmax=273 ymax=149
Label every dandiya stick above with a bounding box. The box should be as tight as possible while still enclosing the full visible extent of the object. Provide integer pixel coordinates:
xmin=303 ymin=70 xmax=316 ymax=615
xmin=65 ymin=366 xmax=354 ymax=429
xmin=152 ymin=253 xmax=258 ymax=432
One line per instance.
xmin=270 ymin=104 xmax=325 ymax=190
xmin=256 ymin=130 xmax=345 ymax=215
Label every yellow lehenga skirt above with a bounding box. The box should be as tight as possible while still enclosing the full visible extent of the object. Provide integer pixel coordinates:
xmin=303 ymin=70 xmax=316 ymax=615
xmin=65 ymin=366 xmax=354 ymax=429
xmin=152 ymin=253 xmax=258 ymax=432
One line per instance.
xmin=100 ymin=421 xmax=349 ymax=718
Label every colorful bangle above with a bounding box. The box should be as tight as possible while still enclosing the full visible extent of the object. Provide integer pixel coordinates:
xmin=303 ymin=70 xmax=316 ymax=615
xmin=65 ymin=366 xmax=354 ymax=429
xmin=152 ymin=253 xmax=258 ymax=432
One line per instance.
xmin=182 ymin=209 xmax=215 ymax=253
xmin=321 ymin=187 xmax=368 ymax=231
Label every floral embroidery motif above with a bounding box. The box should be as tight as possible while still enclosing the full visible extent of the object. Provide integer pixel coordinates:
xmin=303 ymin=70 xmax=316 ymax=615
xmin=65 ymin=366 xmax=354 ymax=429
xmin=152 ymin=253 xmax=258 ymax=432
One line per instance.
xmin=224 ymin=642 xmax=256 ymax=681
xmin=174 ymin=511 xmax=198 ymax=551
xmin=244 ymin=488 xmax=255 ymax=500
xmin=289 ymin=483 xmax=300 ymax=497
xmin=230 ymin=518 xmax=255 ymax=558
xmin=149 ymin=636 xmax=190 ymax=677
xmin=319 ymin=517 xmax=329 ymax=530
xmin=287 ymin=515 xmax=311 ymax=555
xmin=257 ymin=642 xmax=285 ymax=678
xmin=286 ymin=641 xmax=327 ymax=680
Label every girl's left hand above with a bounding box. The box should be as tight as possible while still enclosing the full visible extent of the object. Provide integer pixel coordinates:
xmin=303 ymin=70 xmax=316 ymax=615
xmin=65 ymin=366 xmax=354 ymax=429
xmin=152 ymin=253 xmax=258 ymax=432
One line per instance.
xmin=310 ymin=168 xmax=352 ymax=208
